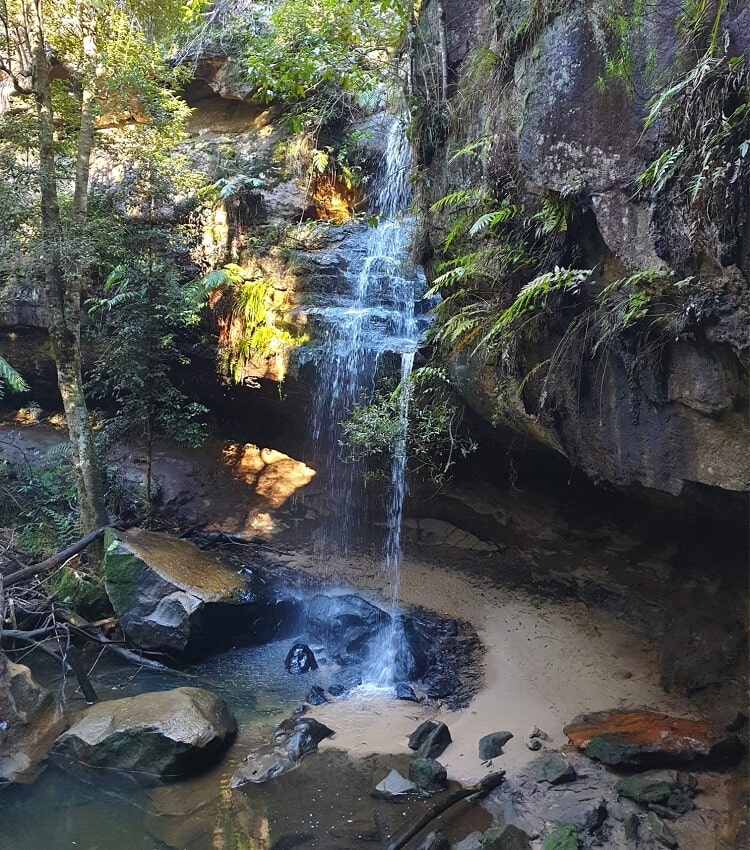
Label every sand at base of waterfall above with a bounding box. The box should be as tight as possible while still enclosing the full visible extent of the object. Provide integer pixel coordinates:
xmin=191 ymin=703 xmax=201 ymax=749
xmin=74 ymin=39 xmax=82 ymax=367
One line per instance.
xmin=310 ymin=552 xmax=696 ymax=784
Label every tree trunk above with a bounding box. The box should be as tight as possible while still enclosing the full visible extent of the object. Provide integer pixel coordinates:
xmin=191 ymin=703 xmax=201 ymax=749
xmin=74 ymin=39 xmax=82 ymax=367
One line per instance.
xmin=437 ymin=0 xmax=449 ymax=99
xmin=31 ymin=6 xmax=107 ymax=536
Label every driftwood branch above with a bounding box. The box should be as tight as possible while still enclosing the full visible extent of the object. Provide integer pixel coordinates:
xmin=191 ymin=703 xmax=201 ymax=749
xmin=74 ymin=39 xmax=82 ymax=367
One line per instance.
xmin=385 ymin=771 xmax=506 ymax=850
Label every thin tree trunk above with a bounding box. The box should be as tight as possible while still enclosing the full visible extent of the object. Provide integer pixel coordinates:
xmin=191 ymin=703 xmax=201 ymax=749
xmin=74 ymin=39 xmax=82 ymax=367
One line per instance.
xmin=437 ymin=0 xmax=449 ymax=99
xmin=31 ymin=6 xmax=107 ymax=537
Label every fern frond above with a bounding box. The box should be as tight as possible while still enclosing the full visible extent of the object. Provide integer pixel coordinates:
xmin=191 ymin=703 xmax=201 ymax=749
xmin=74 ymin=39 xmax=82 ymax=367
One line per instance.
xmin=0 ymin=356 xmax=28 ymax=394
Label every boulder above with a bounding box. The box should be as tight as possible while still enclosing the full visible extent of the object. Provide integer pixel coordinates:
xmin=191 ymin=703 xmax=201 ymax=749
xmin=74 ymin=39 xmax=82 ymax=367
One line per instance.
xmin=564 ymin=710 xmax=743 ymax=767
xmin=409 ymin=758 xmax=448 ymax=792
xmin=391 ymin=615 xmax=430 ymax=681
xmin=479 ymin=731 xmax=514 ymax=760
xmin=615 ymin=770 xmax=697 ymax=814
xmin=408 ymin=721 xmax=452 ymax=759
xmin=373 ymin=768 xmax=417 ymax=797
xmin=306 ymin=685 xmax=328 ymax=706
xmin=306 ymin=593 xmax=390 ymax=665
xmin=104 ymin=528 xmax=298 ymax=658
xmin=284 ymin=643 xmax=318 ymax=674
xmin=231 ymin=716 xmax=333 ymax=787
xmin=537 ymin=753 xmax=577 ymax=785
xmin=327 ymin=667 xmax=363 ymax=697
xmin=0 ymin=655 xmax=66 ymax=784
xmin=645 ymin=811 xmax=678 ymax=848
xmin=480 ymin=824 xmax=532 ymax=850
xmin=396 ymin=682 xmax=419 ymax=702
xmin=545 ymin=796 xmax=607 ymax=833
xmin=53 ymin=687 xmax=236 ymax=783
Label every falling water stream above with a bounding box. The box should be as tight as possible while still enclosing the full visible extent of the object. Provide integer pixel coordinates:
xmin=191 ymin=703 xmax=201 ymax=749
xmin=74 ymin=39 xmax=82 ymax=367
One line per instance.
xmin=304 ymin=120 xmax=428 ymax=685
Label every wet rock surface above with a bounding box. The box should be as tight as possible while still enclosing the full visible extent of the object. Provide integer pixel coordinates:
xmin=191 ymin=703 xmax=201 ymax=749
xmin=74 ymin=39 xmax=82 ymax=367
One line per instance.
xmin=409 ymin=721 xmax=453 ymax=760
xmin=53 ymin=687 xmax=236 ymax=784
xmin=231 ymin=715 xmax=334 ymax=787
xmin=305 ymin=593 xmax=390 ymax=665
xmin=284 ymin=642 xmax=318 ymax=675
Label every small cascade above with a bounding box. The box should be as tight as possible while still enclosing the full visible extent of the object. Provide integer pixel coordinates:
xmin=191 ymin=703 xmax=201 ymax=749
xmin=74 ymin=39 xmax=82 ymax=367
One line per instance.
xmin=303 ymin=120 xmax=428 ymax=686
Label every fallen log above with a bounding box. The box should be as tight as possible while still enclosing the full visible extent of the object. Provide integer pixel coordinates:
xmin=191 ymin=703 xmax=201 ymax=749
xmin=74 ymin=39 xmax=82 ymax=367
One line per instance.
xmin=385 ymin=771 xmax=505 ymax=850
xmin=3 ymin=517 xmax=144 ymax=588
xmin=3 ymin=527 xmax=108 ymax=587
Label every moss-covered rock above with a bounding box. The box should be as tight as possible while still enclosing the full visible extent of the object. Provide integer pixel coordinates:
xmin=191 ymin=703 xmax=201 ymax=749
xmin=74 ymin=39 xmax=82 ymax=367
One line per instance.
xmin=53 ymin=687 xmax=237 ymax=784
xmin=104 ymin=528 xmax=299 ymax=658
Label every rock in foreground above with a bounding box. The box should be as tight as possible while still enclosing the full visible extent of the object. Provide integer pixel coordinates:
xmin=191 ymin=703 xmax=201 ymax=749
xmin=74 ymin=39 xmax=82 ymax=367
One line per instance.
xmin=564 ymin=710 xmax=743 ymax=767
xmin=0 ymin=655 xmax=66 ymax=785
xmin=53 ymin=687 xmax=236 ymax=783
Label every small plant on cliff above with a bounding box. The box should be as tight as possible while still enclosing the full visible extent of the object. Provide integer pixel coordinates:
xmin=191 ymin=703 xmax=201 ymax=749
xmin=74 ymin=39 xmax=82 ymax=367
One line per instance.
xmin=635 ymin=49 xmax=749 ymax=257
xmin=341 ymin=367 xmax=477 ymax=487
xmin=195 ymin=263 xmax=306 ymax=384
xmin=0 ymin=356 xmax=28 ymax=398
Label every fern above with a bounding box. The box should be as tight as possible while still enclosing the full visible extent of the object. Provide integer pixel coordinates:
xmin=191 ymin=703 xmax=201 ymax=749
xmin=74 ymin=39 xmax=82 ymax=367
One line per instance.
xmin=468 ymin=203 xmax=518 ymax=236
xmin=0 ymin=355 xmax=28 ymax=396
xmin=430 ymin=188 xmax=486 ymax=212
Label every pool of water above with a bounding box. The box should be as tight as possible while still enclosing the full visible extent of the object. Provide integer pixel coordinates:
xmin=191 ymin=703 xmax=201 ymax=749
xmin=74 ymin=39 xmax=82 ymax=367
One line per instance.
xmin=0 ymin=641 xmax=483 ymax=850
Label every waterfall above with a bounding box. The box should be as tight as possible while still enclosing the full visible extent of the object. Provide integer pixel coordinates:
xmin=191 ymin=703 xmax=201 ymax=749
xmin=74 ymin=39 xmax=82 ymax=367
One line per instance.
xmin=303 ymin=120 xmax=427 ymax=686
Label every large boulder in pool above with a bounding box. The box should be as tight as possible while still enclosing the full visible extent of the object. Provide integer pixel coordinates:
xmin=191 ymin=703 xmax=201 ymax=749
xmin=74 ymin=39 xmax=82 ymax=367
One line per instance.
xmin=104 ymin=528 xmax=299 ymax=658
xmin=0 ymin=653 xmax=66 ymax=785
xmin=53 ymin=687 xmax=236 ymax=783
xmin=306 ymin=594 xmax=391 ymax=665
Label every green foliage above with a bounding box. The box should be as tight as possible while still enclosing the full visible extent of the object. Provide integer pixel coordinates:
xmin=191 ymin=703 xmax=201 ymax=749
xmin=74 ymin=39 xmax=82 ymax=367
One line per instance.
xmin=87 ymin=259 xmax=208 ymax=456
xmin=194 ymin=264 xmax=306 ymax=384
xmin=591 ymin=270 xmax=693 ymax=357
xmin=0 ymin=356 xmax=28 ymax=397
xmin=47 ymin=565 xmax=106 ymax=616
xmin=0 ymin=444 xmax=80 ymax=558
xmin=636 ymin=50 xmax=749 ymax=251
xmin=232 ymin=0 xmax=411 ymax=128
xmin=341 ymin=367 xmax=477 ymax=487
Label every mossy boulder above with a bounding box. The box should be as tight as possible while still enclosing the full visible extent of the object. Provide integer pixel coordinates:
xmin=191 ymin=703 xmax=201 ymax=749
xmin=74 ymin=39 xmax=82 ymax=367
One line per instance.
xmin=104 ymin=528 xmax=300 ymax=658
xmin=53 ymin=687 xmax=237 ymax=784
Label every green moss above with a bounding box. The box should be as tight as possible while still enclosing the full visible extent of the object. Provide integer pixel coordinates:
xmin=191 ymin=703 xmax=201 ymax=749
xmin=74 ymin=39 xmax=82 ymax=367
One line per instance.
xmin=542 ymin=825 xmax=579 ymax=850
xmin=48 ymin=567 xmax=107 ymax=617
xmin=104 ymin=531 xmax=146 ymax=615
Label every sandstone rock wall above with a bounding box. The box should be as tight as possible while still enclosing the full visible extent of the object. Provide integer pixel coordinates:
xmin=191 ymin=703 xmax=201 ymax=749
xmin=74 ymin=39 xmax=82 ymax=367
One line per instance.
xmin=412 ymin=0 xmax=749 ymax=495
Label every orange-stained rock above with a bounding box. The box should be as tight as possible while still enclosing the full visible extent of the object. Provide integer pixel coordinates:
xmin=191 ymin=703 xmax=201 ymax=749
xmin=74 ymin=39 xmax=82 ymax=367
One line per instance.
xmin=564 ymin=710 xmax=743 ymax=767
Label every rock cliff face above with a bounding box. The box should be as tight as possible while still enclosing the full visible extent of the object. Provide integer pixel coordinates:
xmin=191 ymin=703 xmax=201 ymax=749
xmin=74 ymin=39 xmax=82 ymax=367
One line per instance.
xmin=411 ymin=0 xmax=749 ymax=496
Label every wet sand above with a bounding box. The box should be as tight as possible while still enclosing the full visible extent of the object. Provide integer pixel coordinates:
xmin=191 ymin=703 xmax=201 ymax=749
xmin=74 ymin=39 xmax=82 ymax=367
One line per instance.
xmin=286 ymin=548 xmax=697 ymax=784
